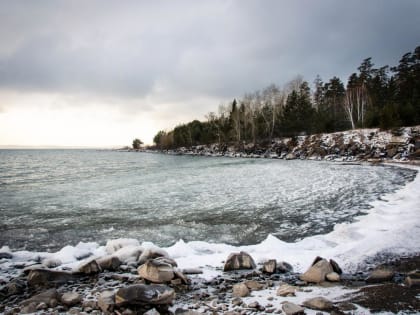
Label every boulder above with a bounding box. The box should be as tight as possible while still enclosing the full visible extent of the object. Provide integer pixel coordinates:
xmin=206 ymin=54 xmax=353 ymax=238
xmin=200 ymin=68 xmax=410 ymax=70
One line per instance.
xmin=77 ymin=258 xmax=102 ymax=274
xmin=223 ymin=251 xmax=256 ymax=271
xmin=96 ymin=255 xmax=122 ymax=271
xmin=97 ymin=290 xmax=116 ymax=313
xmin=173 ymin=269 xmax=189 ymax=285
xmin=21 ymin=289 xmax=59 ymax=307
xmin=262 ymin=260 xmax=276 ymax=274
xmin=138 ymin=248 xmax=170 ymax=265
xmin=405 ymin=274 xmax=420 ymax=288
xmin=329 ymin=259 xmax=343 ymax=274
xmin=278 ymin=261 xmax=293 ymax=273
xmin=282 ymin=302 xmax=305 ymax=315
xmin=300 ymin=258 xmax=333 ymax=283
xmin=366 ymin=267 xmax=394 ymax=283
xmin=181 ymin=268 xmax=203 ymax=275
xmin=244 ymin=280 xmax=264 ymax=291
xmin=303 ymin=297 xmax=334 ymax=310
xmin=61 ymin=292 xmax=82 ymax=306
xmin=276 ymin=284 xmax=298 ymax=297
xmin=27 ymin=269 xmax=77 ymax=286
xmin=326 ymin=272 xmax=341 ymax=282
xmin=115 ymin=284 xmax=175 ymax=306
xmin=232 ymin=283 xmax=249 ymax=297
xmin=138 ymin=259 xmax=174 ymax=283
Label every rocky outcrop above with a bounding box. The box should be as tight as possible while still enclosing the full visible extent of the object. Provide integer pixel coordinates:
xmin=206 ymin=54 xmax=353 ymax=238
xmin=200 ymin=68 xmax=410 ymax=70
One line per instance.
xmin=223 ymin=251 xmax=256 ymax=271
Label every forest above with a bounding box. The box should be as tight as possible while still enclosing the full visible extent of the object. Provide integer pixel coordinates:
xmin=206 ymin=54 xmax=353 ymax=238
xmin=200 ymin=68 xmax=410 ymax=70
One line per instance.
xmin=153 ymin=46 xmax=420 ymax=149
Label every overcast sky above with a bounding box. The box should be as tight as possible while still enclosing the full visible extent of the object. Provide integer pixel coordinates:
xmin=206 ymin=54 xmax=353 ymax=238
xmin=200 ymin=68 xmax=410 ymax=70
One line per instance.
xmin=0 ymin=0 xmax=419 ymax=147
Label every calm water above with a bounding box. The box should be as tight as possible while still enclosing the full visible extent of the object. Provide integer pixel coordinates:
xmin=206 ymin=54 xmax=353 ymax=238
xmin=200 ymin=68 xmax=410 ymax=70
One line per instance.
xmin=0 ymin=150 xmax=416 ymax=251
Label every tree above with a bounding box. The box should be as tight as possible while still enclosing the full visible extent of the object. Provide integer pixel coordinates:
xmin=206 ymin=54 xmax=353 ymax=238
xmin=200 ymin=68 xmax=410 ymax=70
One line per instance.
xmin=132 ymin=138 xmax=143 ymax=150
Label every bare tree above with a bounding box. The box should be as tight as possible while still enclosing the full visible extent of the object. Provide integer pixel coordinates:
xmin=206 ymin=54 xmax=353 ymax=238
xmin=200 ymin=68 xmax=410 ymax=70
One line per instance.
xmin=344 ymin=84 xmax=369 ymax=129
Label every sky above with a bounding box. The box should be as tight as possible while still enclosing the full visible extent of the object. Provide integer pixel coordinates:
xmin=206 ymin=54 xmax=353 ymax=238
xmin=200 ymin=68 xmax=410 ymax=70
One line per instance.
xmin=0 ymin=1 xmax=419 ymax=147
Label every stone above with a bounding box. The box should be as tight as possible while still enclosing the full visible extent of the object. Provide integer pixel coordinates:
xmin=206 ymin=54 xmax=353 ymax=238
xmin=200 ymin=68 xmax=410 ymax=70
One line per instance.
xmin=154 ymin=256 xmax=178 ymax=267
xmin=181 ymin=268 xmax=203 ymax=275
xmin=285 ymin=153 xmax=297 ymax=160
xmin=61 ymin=292 xmax=82 ymax=306
xmin=326 ymin=272 xmax=341 ymax=282
xmin=276 ymin=284 xmax=298 ymax=297
xmin=96 ymin=255 xmax=122 ymax=271
xmin=27 ymin=269 xmax=77 ymax=286
xmin=138 ymin=248 xmax=170 ymax=265
xmin=278 ymin=261 xmax=294 ymax=273
xmin=144 ymin=308 xmax=160 ymax=315
xmin=232 ymin=283 xmax=249 ymax=297
xmin=223 ymin=251 xmax=256 ymax=271
xmin=97 ymin=290 xmax=115 ymax=313
xmin=21 ymin=289 xmax=59 ymax=307
xmin=303 ymin=297 xmax=334 ymax=311
xmin=329 ymin=259 xmax=343 ymax=274
xmin=20 ymin=302 xmax=37 ymax=314
xmin=115 ymin=284 xmax=175 ymax=306
xmin=247 ymin=301 xmax=259 ymax=309
xmin=263 ymin=260 xmax=277 ymax=274
xmin=366 ymin=267 xmax=394 ymax=283
xmin=282 ymin=302 xmax=305 ymax=315
xmin=404 ymin=274 xmax=420 ymax=288
xmin=77 ymin=258 xmax=102 ymax=274
xmin=138 ymin=259 xmax=174 ymax=283
xmin=3 ymin=279 xmax=25 ymax=296
xmin=173 ymin=269 xmax=189 ymax=284
xmin=231 ymin=297 xmax=242 ymax=306
xmin=42 ymin=258 xmax=62 ymax=268
xmin=300 ymin=258 xmax=333 ymax=283
xmin=244 ymin=280 xmax=264 ymax=291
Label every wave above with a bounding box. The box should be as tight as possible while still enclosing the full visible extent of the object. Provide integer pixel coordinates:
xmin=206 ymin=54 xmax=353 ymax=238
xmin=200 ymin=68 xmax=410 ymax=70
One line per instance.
xmin=1 ymin=164 xmax=419 ymax=279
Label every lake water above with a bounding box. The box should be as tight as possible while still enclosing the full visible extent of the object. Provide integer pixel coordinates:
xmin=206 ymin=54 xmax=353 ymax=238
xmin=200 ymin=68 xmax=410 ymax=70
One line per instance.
xmin=0 ymin=149 xmax=416 ymax=252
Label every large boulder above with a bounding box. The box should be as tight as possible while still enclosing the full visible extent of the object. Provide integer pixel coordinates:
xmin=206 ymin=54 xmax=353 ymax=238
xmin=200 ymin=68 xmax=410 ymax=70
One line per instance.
xmin=262 ymin=260 xmax=276 ymax=274
xmin=115 ymin=284 xmax=175 ymax=306
xmin=77 ymin=258 xmax=102 ymax=274
xmin=27 ymin=269 xmax=77 ymax=286
xmin=302 ymin=297 xmax=334 ymax=311
xmin=138 ymin=259 xmax=175 ymax=283
xmin=232 ymin=283 xmax=249 ymax=297
xmin=223 ymin=251 xmax=256 ymax=271
xmin=300 ymin=258 xmax=333 ymax=283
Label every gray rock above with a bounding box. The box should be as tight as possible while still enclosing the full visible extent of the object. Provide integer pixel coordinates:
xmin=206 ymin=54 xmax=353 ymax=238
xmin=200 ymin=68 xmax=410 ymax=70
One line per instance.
xmin=115 ymin=284 xmax=175 ymax=306
xmin=282 ymin=301 xmax=305 ymax=315
xmin=21 ymin=289 xmax=59 ymax=307
xmin=244 ymin=280 xmax=264 ymax=291
xmin=20 ymin=302 xmax=37 ymax=314
xmin=276 ymin=284 xmax=298 ymax=297
xmin=97 ymin=290 xmax=115 ymax=314
xmin=366 ymin=267 xmax=394 ymax=283
xmin=96 ymin=255 xmax=122 ymax=271
xmin=232 ymin=283 xmax=249 ymax=297
xmin=223 ymin=251 xmax=256 ymax=271
xmin=61 ymin=292 xmax=82 ymax=306
xmin=27 ymin=269 xmax=77 ymax=286
xmin=77 ymin=258 xmax=102 ymax=274
xmin=181 ymin=268 xmax=203 ymax=275
xmin=300 ymin=258 xmax=333 ymax=283
xmin=278 ymin=261 xmax=294 ymax=273
xmin=173 ymin=269 xmax=189 ymax=284
xmin=262 ymin=260 xmax=276 ymax=274
xmin=138 ymin=259 xmax=174 ymax=283
xmin=405 ymin=273 xmax=420 ymax=288
xmin=329 ymin=259 xmax=342 ymax=274
xmin=303 ymin=297 xmax=334 ymax=310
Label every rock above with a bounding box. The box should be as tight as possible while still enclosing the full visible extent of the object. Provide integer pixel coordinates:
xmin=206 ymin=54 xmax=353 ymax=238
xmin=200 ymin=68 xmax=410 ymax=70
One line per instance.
xmin=154 ymin=256 xmax=178 ymax=267
xmin=326 ymin=272 xmax=341 ymax=282
xmin=223 ymin=251 xmax=256 ymax=271
xmin=329 ymin=259 xmax=343 ymax=274
xmin=263 ymin=260 xmax=277 ymax=274
xmin=285 ymin=153 xmax=297 ymax=160
xmin=366 ymin=267 xmax=394 ymax=283
xmin=181 ymin=268 xmax=203 ymax=275
xmin=173 ymin=269 xmax=189 ymax=284
xmin=42 ymin=258 xmax=62 ymax=268
xmin=3 ymin=279 xmax=25 ymax=296
xmin=282 ymin=302 xmax=305 ymax=315
xmin=97 ymin=290 xmax=115 ymax=313
xmin=21 ymin=289 xmax=59 ymax=307
xmin=105 ymin=239 xmax=141 ymax=254
xmin=36 ymin=302 xmax=48 ymax=310
xmin=300 ymin=258 xmax=333 ymax=283
xmin=404 ymin=273 xmax=420 ymax=288
xmin=278 ymin=261 xmax=294 ymax=273
xmin=0 ymin=252 xmax=13 ymax=259
xmin=20 ymin=302 xmax=37 ymax=314
xmin=231 ymin=297 xmax=242 ymax=306
xmin=232 ymin=283 xmax=249 ymax=297
xmin=138 ymin=259 xmax=174 ymax=283
xmin=77 ymin=258 xmax=102 ymax=274
xmin=244 ymin=280 xmax=264 ymax=291
xmin=303 ymin=297 xmax=334 ymax=310
xmin=61 ymin=292 xmax=82 ymax=306
xmin=247 ymin=301 xmax=259 ymax=309
xmin=115 ymin=284 xmax=175 ymax=306
xmin=144 ymin=308 xmax=160 ymax=315
xmin=276 ymin=284 xmax=298 ymax=297
xmin=96 ymin=255 xmax=122 ymax=271
xmin=138 ymin=248 xmax=170 ymax=265
xmin=27 ymin=269 xmax=77 ymax=286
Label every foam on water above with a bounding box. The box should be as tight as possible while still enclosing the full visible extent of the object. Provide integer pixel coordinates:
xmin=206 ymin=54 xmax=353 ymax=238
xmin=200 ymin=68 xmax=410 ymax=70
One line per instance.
xmin=1 ymin=165 xmax=419 ymax=281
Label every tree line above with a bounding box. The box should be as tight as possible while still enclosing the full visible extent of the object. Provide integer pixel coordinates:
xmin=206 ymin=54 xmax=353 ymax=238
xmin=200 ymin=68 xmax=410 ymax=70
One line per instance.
xmin=153 ymin=46 xmax=420 ymax=149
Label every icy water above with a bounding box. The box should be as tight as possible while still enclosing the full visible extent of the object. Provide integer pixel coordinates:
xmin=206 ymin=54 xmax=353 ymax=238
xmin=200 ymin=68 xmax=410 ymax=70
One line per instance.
xmin=0 ymin=149 xmax=417 ymax=252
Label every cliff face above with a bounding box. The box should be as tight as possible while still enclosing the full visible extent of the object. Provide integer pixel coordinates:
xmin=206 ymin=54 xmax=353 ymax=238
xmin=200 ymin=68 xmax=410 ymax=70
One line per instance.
xmin=166 ymin=126 xmax=420 ymax=162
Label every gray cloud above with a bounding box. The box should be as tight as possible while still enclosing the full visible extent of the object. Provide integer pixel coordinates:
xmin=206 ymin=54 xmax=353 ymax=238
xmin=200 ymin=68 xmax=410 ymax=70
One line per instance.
xmin=0 ymin=0 xmax=419 ymax=115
